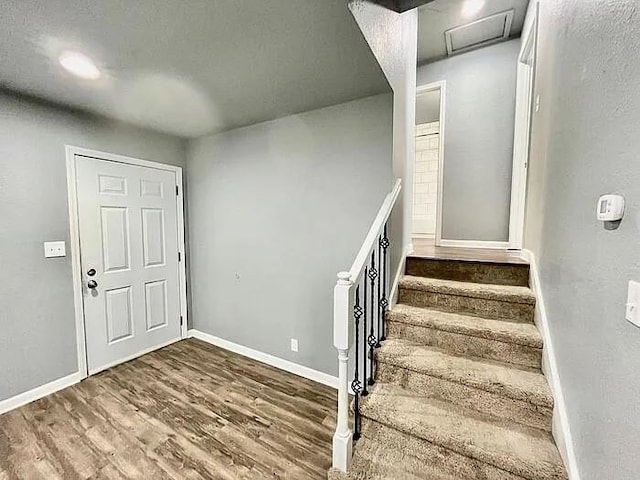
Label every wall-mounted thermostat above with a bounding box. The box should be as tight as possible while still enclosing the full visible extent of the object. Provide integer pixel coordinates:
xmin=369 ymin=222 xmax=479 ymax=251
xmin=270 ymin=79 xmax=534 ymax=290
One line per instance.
xmin=596 ymin=194 xmax=625 ymax=222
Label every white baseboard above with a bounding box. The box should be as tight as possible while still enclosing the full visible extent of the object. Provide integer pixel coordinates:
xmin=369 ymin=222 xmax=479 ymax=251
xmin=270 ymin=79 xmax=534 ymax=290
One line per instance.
xmin=412 ymin=233 xmax=435 ymax=239
xmin=188 ymin=329 xmax=338 ymax=389
xmin=521 ymin=249 xmax=581 ymax=480
xmin=0 ymin=371 xmax=82 ymax=416
xmin=389 ymin=243 xmax=411 ymax=308
xmin=439 ymin=239 xmax=509 ymax=250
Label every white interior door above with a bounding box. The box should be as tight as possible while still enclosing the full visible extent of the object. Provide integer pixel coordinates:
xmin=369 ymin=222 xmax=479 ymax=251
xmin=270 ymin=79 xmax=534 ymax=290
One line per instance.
xmin=75 ymin=155 xmax=182 ymax=374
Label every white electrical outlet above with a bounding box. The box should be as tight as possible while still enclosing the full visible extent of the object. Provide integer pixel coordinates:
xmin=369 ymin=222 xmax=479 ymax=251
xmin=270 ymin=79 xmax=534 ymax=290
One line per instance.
xmin=290 ymin=338 xmax=299 ymax=352
xmin=626 ymin=281 xmax=640 ymax=328
xmin=44 ymin=241 xmax=66 ymax=258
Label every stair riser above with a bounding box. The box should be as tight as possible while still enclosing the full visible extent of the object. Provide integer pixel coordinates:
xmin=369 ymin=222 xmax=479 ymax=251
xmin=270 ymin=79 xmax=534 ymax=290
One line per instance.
xmin=332 ymin=440 xmax=459 ymax=480
xmin=386 ymin=321 xmax=542 ymax=369
xmin=376 ymin=362 xmax=552 ymax=433
xmin=360 ymin=401 xmax=567 ymax=480
xmin=398 ymin=288 xmax=535 ymax=323
xmin=406 ymin=258 xmax=530 ymax=287
xmin=328 ymin=465 xmax=424 ymax=480
xmin=358 ymin=419 xmax=525 ymax=480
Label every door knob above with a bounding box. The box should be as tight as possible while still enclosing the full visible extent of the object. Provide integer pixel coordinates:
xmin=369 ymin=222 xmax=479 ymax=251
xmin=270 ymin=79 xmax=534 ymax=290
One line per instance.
xmin=87 ymin=279 xmax=98 ymax=289
xmin=87 ymin=268 xmax=97 ymax=277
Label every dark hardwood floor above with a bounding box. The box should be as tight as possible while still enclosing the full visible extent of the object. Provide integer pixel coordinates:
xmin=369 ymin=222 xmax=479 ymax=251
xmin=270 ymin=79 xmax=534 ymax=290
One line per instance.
xmin=0 ymin=339 xmax=338 ymax=479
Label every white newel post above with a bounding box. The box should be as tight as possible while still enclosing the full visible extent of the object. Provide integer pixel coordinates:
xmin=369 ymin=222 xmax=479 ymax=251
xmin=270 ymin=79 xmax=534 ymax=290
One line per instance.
xmin=332 ymin=271 xmax=354 ymax=472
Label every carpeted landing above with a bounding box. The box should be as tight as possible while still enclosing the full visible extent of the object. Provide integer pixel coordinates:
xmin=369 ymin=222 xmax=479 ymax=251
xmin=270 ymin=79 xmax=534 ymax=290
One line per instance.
xmin=329 ymin=255 xmax=568 ymax=480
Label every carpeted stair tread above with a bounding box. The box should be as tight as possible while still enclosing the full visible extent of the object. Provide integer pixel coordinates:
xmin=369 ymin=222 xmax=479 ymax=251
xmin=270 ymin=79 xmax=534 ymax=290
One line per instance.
xmin=400 ymin=276 xmax=536 ymax=305
xmin=359 ymin=383 xmax=567 ymax=480
xmin=388 ymin=303 xmax=542 ymax=348
xmin=376 ymin=339 xmax=553 ymax=408
xmin=329 ymin=433 xmax=465 ymax=480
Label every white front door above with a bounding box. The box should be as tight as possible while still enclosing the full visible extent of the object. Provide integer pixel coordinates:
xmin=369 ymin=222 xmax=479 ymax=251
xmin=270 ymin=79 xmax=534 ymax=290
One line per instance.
xmin=75 ymin=155 xmax=182 ymax=374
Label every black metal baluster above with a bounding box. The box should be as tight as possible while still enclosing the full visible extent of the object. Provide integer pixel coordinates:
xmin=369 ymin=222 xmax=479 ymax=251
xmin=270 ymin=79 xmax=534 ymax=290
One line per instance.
xmin=361 ymin=269 xmax=369 ymax=397
xmin=376 ymin=235 xmax=382 ymax=348
xmin=379 ymin=223 xmax=390 ymax=341
xmin=352 ymin=285 xmax=363 ymax=440
xmin=367 ymin=252 xmax=378 ymax=386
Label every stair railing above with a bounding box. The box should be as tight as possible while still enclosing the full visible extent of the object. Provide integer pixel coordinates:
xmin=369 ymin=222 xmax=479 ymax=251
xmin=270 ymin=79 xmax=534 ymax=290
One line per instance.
xmin=332 ymin=178 xmax=402 ymax=472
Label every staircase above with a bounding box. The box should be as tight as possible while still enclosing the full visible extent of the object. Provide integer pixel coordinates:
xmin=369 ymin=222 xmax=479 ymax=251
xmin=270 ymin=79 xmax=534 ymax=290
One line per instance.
xmin=329 ymin=253 xmax=568 ymax=480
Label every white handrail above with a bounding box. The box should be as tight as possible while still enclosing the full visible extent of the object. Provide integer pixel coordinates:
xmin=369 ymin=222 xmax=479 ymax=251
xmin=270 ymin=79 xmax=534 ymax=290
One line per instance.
xmin=348 ymin=178 xmax=402 ymax=281
xmin=331 ymin=178 xmax=402 ymax=473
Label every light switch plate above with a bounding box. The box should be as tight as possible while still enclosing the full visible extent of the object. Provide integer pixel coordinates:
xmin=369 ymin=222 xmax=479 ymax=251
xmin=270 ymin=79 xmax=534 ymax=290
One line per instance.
xmin=626 ymin=280 xmax=640 ymax=328
xmin=44 ymin=241 xmax=66 ymax=258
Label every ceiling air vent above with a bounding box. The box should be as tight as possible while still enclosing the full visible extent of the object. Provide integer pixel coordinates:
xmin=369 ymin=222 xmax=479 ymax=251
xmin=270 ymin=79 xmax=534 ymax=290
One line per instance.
xmin=445 ymin=10 xmax=514 ymax=56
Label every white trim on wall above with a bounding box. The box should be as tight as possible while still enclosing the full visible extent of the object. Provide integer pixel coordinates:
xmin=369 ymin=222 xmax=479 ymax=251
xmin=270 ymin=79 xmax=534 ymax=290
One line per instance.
xmin=65 ymin=146 xmax=189 ymax=380
xmin=508 ymin=4 xmax=538 ymax=250
xmin=66 ymin=153 xmax=89 ymax=378
xmin=389 ymin=243 xmax=412 ymax=308
xmin=0 ymin=372 xmax=82 ymax=415
xmin=412 ymin=233 xmax=435 ymax=239
xmin=521 ymin=249 xmax=581 ymax=480
xmin=439 ymin=239 xmax=509 ymax=250
xmin=188 ymin=329 xmax=339 ymax=389
xmin=415 ymin=81 xmax=446 ymax=247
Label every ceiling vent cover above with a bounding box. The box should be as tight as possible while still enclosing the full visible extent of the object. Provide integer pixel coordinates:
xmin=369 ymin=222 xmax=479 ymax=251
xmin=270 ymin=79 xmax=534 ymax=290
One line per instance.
xmin=445 ymin=10 xmax=514 ymax=56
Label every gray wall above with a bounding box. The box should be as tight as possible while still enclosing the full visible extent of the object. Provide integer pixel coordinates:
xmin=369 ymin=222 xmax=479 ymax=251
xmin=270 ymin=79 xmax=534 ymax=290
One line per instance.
xmin=416 ymin=89 xmax=440 ymax=125
xmin=349 ymin=0 xmax=418 ymax=274
xmin=187 ymin=93 xmax=393 ymax=376
xmin=523 ymin=1 xmax=640 ymax=479
xmin=417 ymin=40 xmax=519 ymax=242
xmin=0 ymin=91 xmax=186 ymax=402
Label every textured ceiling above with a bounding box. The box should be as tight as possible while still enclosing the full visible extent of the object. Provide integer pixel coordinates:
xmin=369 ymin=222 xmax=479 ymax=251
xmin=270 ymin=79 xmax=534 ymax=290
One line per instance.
xmin=418 ymin=0 xmax=529 ymax=65
xmin=0 ymin=0 xmax=389 ymax=138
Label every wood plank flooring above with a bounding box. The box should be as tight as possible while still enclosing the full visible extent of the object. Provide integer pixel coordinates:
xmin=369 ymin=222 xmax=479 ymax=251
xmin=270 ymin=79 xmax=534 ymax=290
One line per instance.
xmin=411 ymin=238 xmax=528 ymax=264
xmin=0 ymin=339 xmax=338 ymax=479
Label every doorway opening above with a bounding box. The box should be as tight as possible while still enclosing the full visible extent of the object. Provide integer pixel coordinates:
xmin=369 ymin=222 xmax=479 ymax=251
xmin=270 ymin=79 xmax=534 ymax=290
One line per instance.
xmin=413 ymin=81 xmax=445 ymax=253
xmin=508 ymin=6 xmax=538 ymax=250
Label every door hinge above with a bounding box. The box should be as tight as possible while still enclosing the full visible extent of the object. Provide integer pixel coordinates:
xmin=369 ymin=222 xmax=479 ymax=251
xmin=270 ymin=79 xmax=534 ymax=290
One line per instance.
xmin=176 ymin=185 xmax=179 ymax=196
xmin=178 ymin=251 xmax=182 ymax=262
xmin=180 ymin=315 xmax=183 ymax=326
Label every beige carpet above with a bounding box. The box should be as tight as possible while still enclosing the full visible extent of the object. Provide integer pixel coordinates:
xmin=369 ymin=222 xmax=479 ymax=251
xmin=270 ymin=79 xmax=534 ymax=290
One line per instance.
xmin=329 ymin=256 xmax=568 ymax=480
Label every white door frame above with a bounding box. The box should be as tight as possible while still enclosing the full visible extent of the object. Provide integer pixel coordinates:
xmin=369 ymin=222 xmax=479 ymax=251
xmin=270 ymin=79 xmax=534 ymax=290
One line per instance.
xmin=508 ymin=5 xmax=538 ymax=250
xmin=414 ymin=80 xmax=446 ymax=246
xmin=65 ymin=145 xmax=188 ymax=379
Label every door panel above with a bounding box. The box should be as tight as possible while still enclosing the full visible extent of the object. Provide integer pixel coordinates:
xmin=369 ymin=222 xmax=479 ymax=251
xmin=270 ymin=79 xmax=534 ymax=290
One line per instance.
xmin=142 ymin=208 xmax=165 ymax=267
xmin=101 ymin=206 xmax=130 ymax=272
xmin=140 ymin=179 xmax=163 ymax=198
xmin=145 ymin=280 xmax=168 ymax=331
xmin=76 ymin=155 xmax=181 ymax=374
xmin=105 ymin=286 xmax=133 ymax=343
xmin=98 ymin=174 xmax=127 ymax=195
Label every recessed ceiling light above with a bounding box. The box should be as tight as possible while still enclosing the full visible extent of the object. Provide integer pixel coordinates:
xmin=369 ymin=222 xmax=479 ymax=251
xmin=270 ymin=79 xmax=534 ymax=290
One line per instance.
xmin=58 ymin=51 xmax=101 ymax=80
xmin=462 ymin=0 xmax=485 ymax=18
